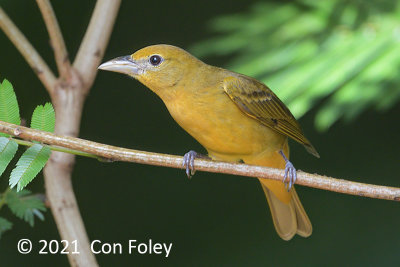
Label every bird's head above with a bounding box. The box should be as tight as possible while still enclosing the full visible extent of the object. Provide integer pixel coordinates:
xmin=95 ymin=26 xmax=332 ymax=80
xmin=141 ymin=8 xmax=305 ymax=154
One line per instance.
xmin=98 ymin=44 xmax=202 ymax=94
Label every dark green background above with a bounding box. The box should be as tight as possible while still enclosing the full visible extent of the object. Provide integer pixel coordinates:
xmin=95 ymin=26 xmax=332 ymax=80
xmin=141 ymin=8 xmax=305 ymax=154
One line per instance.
xmin=0 ymin=0 xmax=399 ymax=266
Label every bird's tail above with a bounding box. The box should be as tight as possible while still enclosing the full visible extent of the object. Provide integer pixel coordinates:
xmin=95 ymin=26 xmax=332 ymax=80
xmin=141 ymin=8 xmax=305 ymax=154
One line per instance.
xmin=259 ymin=178 xmax=312 ymax=240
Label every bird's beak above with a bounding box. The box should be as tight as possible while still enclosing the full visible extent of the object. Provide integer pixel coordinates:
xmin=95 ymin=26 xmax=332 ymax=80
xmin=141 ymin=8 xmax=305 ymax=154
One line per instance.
xmin=98 ymin=55 xmax=141 ymax=76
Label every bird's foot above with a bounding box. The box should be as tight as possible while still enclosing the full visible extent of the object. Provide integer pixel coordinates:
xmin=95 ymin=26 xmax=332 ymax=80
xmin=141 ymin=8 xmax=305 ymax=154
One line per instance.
xmin=279 ymin=150 xmax=297 ymax=191
xmin=182 ymin=150 xmax=209 ymax=179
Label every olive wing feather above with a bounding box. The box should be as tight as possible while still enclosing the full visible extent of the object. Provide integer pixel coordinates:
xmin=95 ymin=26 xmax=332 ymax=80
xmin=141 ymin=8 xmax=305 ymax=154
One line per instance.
xmin=223 ymin=76 xmax=319 ymax=158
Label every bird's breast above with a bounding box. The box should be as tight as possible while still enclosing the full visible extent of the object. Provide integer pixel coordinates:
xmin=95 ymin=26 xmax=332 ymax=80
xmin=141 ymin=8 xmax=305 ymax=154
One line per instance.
xmin=164 ymin=87 xmax=285 ymax=158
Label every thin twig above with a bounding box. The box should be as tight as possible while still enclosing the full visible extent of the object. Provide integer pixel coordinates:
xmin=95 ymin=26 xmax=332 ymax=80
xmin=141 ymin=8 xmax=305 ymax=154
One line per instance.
xmin=73 ymin=0 xmax=121 ymax=88
xmin=1 ymin=120 xmax=399 ymax=202
xmin=36 ymin=0 xmax=71 ymax=79
xmin=13 ymin=138 xmax=100 ymax=160
xmin=0 ymin=7 xmax=56 ymax=91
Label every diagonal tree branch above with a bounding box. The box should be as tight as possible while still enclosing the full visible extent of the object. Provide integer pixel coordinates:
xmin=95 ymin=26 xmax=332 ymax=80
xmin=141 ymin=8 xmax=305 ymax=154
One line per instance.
xmin=36 ymin=0 xmax=71 ymax=80
xmin=0 ymin=6 xmax=57 ymax=92
xmin=1 ymin=1 xmax=121 ymax=266
xmin=1 ymin=120 xmax=399 ymax=202
xmin=73 ymin=0 xmax=121 ymax=88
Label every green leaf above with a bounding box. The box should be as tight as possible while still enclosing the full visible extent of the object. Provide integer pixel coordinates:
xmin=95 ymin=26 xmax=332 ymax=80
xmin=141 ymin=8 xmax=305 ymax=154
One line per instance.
xmin=6 ymin=189 xmax=46 ymax=227
xmin=0 ymin=79 xmax=21 ymax=137
xmin=0 ymin=137 xmax=18 ymax=177
xmin=30 ymin=102 xmax=55 ymax=133
xmin=0 ymin=217 xmax=12 ymax=238
xmin=9 ymin=144 xmax=51 ymax=192
xmin=315 ymin=42 xmax=400 ymax=131
xmin=191 ymin=1 xmax=400 ymax=131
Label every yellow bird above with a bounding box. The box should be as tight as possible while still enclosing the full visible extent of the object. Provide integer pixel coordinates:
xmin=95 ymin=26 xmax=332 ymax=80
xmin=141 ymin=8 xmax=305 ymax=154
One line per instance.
xmin=99 ymin=44 xmax=319 ymax=240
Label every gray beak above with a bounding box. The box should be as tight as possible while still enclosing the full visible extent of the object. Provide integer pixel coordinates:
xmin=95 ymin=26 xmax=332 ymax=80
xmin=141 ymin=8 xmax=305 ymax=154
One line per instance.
xmin=98 ymin=55 xmax=141 ymax=76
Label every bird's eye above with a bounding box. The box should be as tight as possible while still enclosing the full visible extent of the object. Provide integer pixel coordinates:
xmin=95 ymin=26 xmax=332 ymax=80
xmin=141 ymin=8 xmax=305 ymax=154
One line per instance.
xmin=149 ymin=55 xmax=163 ymax=66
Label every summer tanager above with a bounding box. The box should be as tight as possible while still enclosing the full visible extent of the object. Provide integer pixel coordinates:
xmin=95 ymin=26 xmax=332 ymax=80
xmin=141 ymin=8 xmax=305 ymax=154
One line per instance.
xmin=99 ymin=45 xmax=319 ymax=240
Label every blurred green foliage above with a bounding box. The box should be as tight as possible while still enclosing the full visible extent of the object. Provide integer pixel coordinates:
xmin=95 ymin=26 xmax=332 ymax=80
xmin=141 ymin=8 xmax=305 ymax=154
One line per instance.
xmin=191 ymin=0 xmax=400 ymax=131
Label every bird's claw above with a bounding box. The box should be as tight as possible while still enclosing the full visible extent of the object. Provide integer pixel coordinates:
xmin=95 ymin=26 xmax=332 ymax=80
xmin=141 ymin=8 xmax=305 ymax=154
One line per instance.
xmin=182 ymin=150 xmax=198 ymax=178
xmin=283 ymin=160 xmax=297 ymax=191
xmin=279 ymin=150 xmax=297 ymax=191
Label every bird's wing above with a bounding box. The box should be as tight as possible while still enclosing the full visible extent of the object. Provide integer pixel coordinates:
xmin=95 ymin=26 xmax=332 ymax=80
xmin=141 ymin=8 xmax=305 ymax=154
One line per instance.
xmin=223 ymin=76 xmax=319 ymax=158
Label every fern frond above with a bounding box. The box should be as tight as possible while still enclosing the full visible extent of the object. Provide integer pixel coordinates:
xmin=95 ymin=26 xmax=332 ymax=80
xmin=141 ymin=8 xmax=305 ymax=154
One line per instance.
xmin=0 ymin=137 xmax=18 ymax=177
xmin=0 ymin=217 xmax=12 ymax=238
xmin=30 ymin=102 xmax=55 ymax=133
xmin=6 ymin=189 xmax=46 ymax=227
xmin=0 ymin=79 xmax=21 ymax=137
xmin=9 ymin=144 xmax=51 ymax=192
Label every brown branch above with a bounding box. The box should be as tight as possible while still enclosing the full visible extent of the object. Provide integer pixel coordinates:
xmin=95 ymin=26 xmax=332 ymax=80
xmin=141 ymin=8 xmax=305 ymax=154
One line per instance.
xmin=36 ymin=0 xmax=71 ymax=79
xmin=40 ymin=1 xmax=120 ymax=266
xmin=1 ymin=2 xmax=120 ymax=266
xmin=0 ymin=6 xmax=56 ymax=91
xmin=73 ymin=0 xmax=121 ymax=88
xmin=1 ymin=120 xmax=399 ymax=202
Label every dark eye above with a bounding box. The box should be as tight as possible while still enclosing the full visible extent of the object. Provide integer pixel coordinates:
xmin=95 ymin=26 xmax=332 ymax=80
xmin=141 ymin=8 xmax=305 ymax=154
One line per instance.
xmin=149 ymin=55 xmax=163 ymax=66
